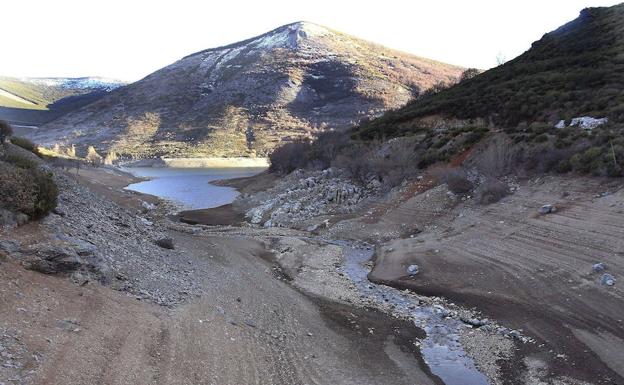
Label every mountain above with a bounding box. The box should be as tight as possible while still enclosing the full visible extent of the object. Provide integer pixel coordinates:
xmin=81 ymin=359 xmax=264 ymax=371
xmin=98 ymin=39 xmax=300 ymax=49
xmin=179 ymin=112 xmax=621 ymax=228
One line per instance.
xmin=33 ymin=22 xmax=463 ymax=158
xmin=355 ymin=4 xmax=624 ymax=140
xmin=0 ymin=77 xmax=125 ymax=126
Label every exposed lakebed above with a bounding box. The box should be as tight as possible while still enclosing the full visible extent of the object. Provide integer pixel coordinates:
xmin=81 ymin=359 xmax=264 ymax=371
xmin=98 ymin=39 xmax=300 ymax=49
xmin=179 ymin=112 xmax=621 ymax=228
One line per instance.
xmin=122 ymin=166 xmax=266 ymax=210
xmin=122 ymin=166 xmax=493 ymax=384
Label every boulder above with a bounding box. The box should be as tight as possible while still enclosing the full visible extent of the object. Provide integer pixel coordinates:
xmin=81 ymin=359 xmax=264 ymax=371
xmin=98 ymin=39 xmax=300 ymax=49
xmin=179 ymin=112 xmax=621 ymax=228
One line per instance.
xmin=600 ymin=273 xmax=616 ymax=286
xmin=407 ymin=264 xmax=419 ymax=276
xmin=155 ymin=238 xmax=175 ymax=250
xmin=569 ymin=116 xmax=608 ymax=131
xmin=56 ymin=235 xmax=98 ymax=256
xmin=0 ymin=240 xmax=20 ymax=254
xmin=592 ymin=262 xmax=607 ymax=273
xmin=538 ymin=204 xmax=556 ymax=215
xmin=27 ymin=244 xmax=83 ymax=274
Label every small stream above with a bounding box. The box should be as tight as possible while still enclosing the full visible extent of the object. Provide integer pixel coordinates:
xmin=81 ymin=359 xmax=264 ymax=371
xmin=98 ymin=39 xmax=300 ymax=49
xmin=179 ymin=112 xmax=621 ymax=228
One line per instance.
xmin=335 ymin=241 xmax=490 ymax=385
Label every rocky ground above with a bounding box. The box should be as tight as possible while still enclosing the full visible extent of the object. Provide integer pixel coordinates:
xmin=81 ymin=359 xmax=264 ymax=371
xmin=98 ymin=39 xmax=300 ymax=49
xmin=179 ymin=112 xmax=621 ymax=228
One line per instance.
xmin=231 ymin=169 xmax=624 ymax=385
xmin=1 ymin=164 xmax=622 ymax=385
xmin=0 ymin=166 xmax=454 ymax=385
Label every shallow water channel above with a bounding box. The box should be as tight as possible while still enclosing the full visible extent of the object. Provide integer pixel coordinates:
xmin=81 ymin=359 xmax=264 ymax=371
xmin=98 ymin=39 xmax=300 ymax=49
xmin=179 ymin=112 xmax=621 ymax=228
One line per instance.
xmin=334 ymin=241 xmax=490 ymax=385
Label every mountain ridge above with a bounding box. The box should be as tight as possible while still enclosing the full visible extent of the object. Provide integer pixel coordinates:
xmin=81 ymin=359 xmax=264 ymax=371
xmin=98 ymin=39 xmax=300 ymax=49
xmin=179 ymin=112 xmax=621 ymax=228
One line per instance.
xmin=0 ymin=76 xmax=125 ymax=126
xmin=32 ymin=22 xmax=464 ymax=158
xmin=355 ymin=4 xmax=624 ymax=139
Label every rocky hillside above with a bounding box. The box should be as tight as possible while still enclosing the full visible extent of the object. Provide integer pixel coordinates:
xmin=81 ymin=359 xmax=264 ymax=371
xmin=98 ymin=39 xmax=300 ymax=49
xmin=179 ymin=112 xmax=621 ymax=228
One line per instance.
xmin=33 ymin=22 xmax=463 ymax=158
xmin=0 ymin=77 xmax=124 ymax=126
xmin=355 ymin=4 xmax=624 ymax=139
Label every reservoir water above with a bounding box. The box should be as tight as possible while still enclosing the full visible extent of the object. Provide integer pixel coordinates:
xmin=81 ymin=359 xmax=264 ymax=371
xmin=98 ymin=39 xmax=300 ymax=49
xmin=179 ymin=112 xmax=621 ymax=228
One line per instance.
xmin=122 ymin=167 xmax=266 ymax=210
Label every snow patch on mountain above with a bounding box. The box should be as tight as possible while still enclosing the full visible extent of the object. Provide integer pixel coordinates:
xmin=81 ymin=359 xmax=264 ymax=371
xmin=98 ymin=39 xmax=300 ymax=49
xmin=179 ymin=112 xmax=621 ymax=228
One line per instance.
xmin=20 ymin=77 xmax=125 ymax=91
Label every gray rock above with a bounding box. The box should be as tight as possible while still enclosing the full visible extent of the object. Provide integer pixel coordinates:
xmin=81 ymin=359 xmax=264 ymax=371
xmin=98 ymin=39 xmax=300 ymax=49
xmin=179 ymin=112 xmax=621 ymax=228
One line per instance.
xmin=15 ymin=213 xmax=29 ymax=226
xmin=538 ymin=204 xmax=556 ymax=215
xmin=601 ymin=273 xmax=616 ymax=286
xmin=27 ymin=245 xmax=83 ymax=274
xmin=155 ymin=238 xmax=175 ymax=250
xmin=461 ymin=317 xmax=490 ymax=327
xmin=0 ymin=209 xmax=17 ymax=228
xmin=406 ymin=264 xmax=419 ymax=275
xmin=56 ymin=235 xmax=98 ymax=256
xmin=592 ymin=262 xmax=607 ymax=273
xmin=0 ymin=240 xmax=20 ymax=254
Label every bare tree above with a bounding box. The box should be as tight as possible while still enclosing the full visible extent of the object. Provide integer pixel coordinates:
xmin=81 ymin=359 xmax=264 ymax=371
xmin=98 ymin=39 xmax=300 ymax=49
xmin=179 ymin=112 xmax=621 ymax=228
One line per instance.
xmin=496 ymin=52 xmax=507 ymax=66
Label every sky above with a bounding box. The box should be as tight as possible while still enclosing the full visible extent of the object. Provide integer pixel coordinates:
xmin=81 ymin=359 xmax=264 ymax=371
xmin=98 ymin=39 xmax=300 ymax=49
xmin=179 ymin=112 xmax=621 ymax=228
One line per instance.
xmin=2 ymin=0 xmax=621 ymax=82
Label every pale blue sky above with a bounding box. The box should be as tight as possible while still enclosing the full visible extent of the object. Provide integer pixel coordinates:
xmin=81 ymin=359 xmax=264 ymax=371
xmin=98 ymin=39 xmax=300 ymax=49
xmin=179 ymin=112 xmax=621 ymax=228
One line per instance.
xmin=3 ymin=0 xmax=621 ymax=81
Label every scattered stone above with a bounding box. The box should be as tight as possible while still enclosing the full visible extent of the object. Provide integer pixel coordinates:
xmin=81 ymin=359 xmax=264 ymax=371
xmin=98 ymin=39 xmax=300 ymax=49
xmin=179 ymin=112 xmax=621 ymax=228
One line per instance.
xmin=155 ymin=238 xmax=175 ymax=250
xmin=538 ymin=204 xmax=556 ymax=215
xmin=461 ymin=317 xmax=490 ymax=327
xmin=406 ymin=264 xmax=419 ymax=276
xmin=141 ymin=201 xmax=156 ymax=211
xmin=592 ymin=262 xmax=607 ymax=273
xmin=600 ymin=273 xmax=616 ymax=286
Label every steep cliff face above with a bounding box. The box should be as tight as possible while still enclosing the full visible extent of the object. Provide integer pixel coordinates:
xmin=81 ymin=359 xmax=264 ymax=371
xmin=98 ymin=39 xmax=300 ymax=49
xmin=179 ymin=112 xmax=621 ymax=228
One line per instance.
xmin=34 ymin=22 xmax=463 ymax=158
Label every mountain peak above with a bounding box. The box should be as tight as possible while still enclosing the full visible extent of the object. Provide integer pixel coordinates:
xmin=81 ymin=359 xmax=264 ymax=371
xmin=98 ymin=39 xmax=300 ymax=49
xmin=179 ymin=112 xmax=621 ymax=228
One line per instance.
xmin=285 ymin=21 xmax=330 ymax=36
xmin=37 ymin=22 xmax=464 ymax=158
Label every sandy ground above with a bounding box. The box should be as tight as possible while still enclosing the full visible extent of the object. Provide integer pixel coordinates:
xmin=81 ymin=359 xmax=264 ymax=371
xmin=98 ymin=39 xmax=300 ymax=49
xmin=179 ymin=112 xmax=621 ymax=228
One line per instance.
xmin=0 ymin=167 xmax=439 ymax=385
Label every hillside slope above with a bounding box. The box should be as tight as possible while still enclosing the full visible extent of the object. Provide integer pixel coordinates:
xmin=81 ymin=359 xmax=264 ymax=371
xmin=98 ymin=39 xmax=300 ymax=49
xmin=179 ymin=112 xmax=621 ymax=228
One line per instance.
xmin=0 ymin=77 xmax=124 ymax=126
xmin=356 ymin=4 xmax=624 ymax=139
xmin=33 ymin=22 xmax=463 ymax=158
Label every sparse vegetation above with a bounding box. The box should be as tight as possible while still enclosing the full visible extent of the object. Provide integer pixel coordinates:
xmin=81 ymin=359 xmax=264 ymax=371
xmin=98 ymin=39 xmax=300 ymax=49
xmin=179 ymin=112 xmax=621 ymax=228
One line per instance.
xmin=0 ymin=149 xmax=58 ymax=220
xmin=435 ymin=168 xmax=474 ymax=194
xmin=475 ymin=179 xmax=510 ymax=204
xmin=354 ymin=5 xmax=624 ymax=142
xmin=269 ymin=140 xmax=312 ymax=174
xmin=0 ymin=120 xmax=13 ymax=142
xmin=10 ymin=136 xmax=39 ymax=155
xmin=0 ymin=119 xmax=58 ymax=221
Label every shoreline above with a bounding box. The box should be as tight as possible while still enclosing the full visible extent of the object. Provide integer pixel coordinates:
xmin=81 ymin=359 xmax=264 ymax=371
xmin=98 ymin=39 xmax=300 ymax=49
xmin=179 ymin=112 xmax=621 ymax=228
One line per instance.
xmin=120 ymin=157 xmax=270 ymax=168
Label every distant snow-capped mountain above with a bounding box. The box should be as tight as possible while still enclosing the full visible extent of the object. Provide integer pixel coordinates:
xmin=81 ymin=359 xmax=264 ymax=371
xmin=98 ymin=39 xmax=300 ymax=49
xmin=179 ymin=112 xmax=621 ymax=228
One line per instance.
xmin=20 ymin=77 xmax=125 ymax=91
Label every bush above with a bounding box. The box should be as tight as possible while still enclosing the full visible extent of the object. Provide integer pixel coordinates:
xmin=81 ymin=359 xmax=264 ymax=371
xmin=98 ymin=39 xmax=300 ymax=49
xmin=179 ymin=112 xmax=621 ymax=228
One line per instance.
xmin=269 ymin=140 xmax=312 ymax=174
xmin=435 ymin=168 xmax=474 ymax=194
xmin=10 ymin=136 xmax=38 ymax=155
xmin=3 ymin=153 xmax=39 ymax=169
xmin=475 ymin=179 xmax=510 ymax=205
xmin=0 ymin=120 xmax=13 ymax=142
xmin=0 ymin=161 xmax=58 ymax=219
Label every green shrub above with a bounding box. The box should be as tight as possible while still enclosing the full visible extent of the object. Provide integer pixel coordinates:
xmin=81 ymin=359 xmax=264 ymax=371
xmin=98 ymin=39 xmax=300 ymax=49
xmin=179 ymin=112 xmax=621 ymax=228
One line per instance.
xmin=0 ymin=161 xmax=58 ymax=219
xmin=269 ymin=140 xmax=312 ymax=174
xmin=3 ymin=152 xmax=39 ymax=169
xmin=570 ymin=147 xmax=603 ymax=174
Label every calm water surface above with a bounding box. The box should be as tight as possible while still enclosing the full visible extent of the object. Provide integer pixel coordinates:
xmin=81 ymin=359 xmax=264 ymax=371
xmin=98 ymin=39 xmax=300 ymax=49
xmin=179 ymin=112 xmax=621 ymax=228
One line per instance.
xmin=123 ymin=167 xmax=266 ymax=210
